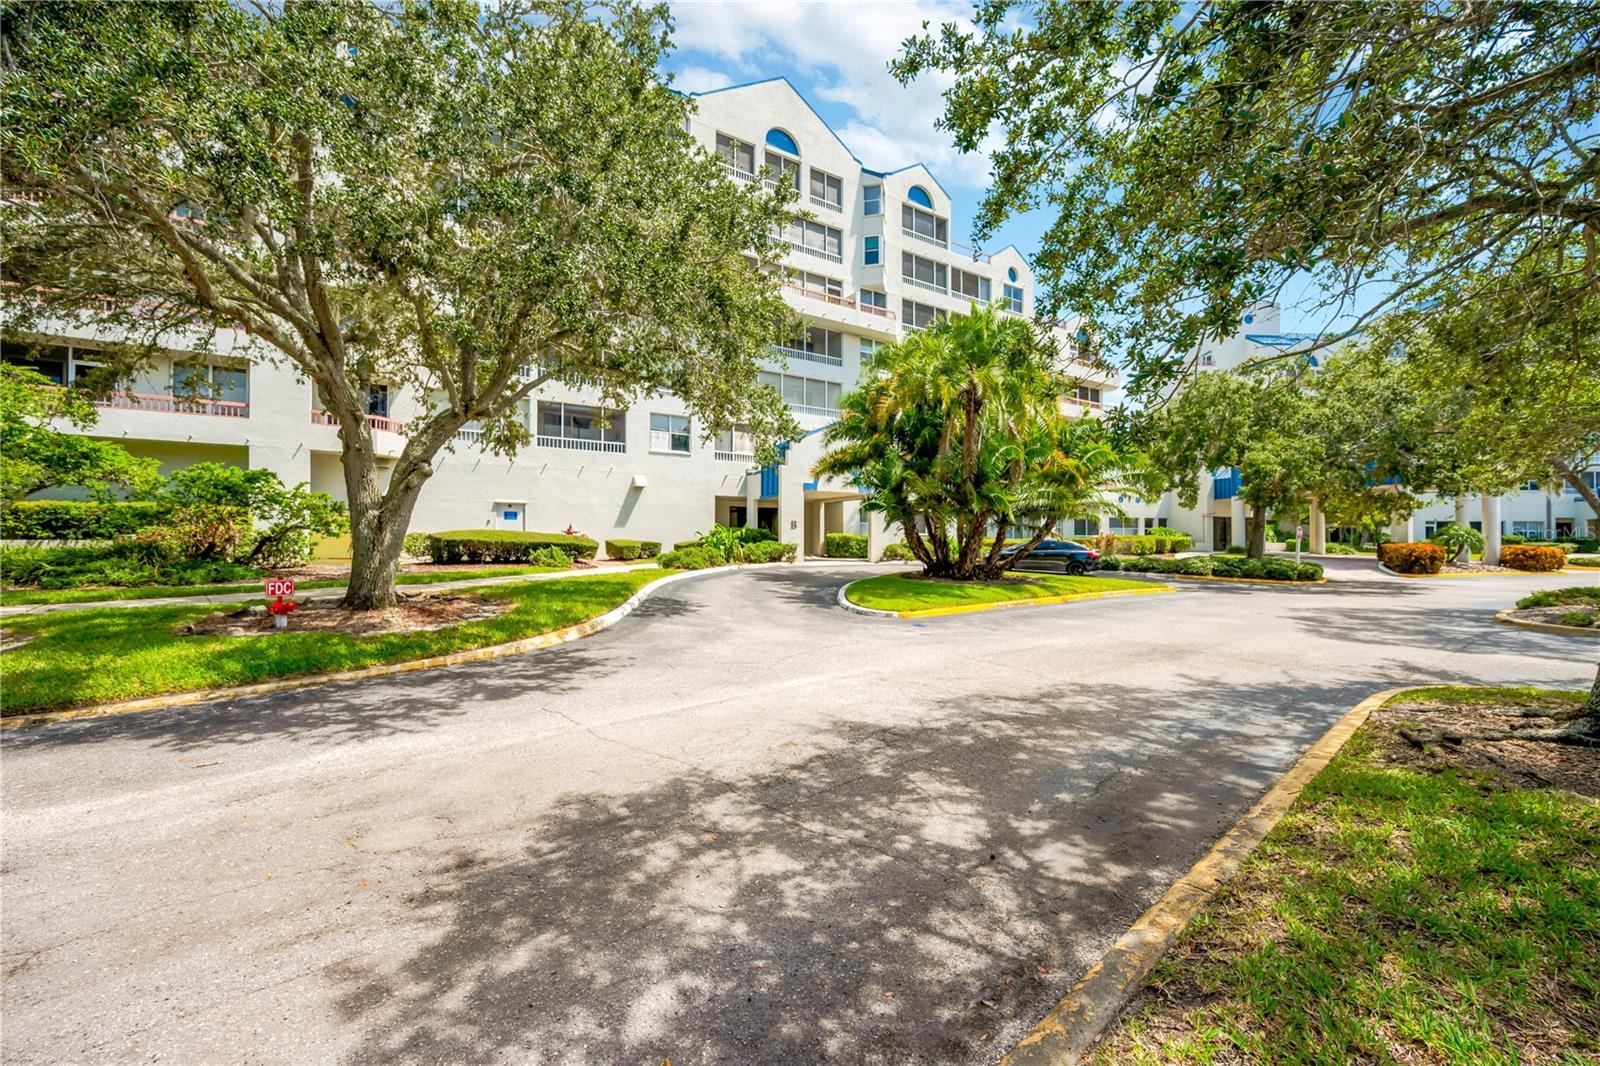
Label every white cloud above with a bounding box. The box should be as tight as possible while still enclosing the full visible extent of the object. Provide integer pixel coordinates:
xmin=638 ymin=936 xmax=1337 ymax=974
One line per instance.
xmin=667 ymin=1 xmax=996 ymax=186
xmin=670 ymin=64 xmax=735 ymax=93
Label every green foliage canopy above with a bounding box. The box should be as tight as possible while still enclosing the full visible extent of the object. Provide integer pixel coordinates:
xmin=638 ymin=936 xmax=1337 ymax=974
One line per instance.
xmin=0 ymin=362 xmax=164 ymax=502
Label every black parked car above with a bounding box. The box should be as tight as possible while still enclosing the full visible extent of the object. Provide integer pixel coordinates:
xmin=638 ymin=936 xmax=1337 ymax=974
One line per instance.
xmin=1000 ymin=539 xmax=1102 ymax=575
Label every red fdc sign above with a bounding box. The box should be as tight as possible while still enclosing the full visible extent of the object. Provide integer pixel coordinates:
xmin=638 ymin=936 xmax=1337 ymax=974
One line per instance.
xmin=264 ymin=577 xmax=296 ymax=598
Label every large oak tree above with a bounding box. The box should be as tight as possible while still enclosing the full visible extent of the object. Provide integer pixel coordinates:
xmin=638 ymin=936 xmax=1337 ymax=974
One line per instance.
xmin=2 ymin=0 xmax=797 ymax=607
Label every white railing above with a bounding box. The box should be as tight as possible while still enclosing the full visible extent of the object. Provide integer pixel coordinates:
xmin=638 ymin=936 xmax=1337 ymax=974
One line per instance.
xmin=719 ymin=160 xmax=758 ymax=184
xmin=787 ymin=402 xmax=837 ymax=418
xmin=810 ymin=194 xmax=843 ymax=212
xmin=312 ymin=408 xmax=408 ymax=434
xmin=454 ymin=427 xmax=485 ymax=444
xmin=782 ymin=282 xmax=899 ymax=323
xmin=952 ymin=240 xmax=990 ymax=263
xmin=96 ymin=392 xmax=249 ymax=418
xmin=784 ymin=238 xmax=843 ymax=264
xmin=771 ymin=343 xmax=843 ymax=367
xmin=903 ymin=275 xmax=948 ymax=296
xmin=536 ymin=434 xmax=625 ymax=453
xmin=902 ymin=226 xmax=949 ymax=250
xmin=714 ymin=449 xmax=756 ymax=463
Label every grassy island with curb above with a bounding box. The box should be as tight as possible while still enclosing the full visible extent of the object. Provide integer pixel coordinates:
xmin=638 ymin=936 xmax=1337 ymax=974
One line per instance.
xmin=1090 ymin=685 xmax=1599 ymax=1065
xmin=0 ymin=568 xmax=668 ymax=716
xmin=843 ymin=572 xmax=1160 ymax=616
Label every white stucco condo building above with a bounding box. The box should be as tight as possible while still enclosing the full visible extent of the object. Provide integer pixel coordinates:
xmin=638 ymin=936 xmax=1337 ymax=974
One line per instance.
xmin=3 ymin=77 xmax=1114 ymax=559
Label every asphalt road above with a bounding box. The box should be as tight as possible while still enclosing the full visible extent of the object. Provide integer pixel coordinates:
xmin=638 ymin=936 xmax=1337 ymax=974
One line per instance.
xmin=2 ymin=561 xmax=1594 ymax=1064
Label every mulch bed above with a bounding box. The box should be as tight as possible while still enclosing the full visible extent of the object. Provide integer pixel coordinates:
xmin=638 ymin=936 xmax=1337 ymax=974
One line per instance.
xmin=1505 ymin=605 xmax=1598 ymax=631
xmin=1373 ymin=698 xmax=1600 ymax=798
xmin=180 ymin=593 xmax=510 ymax=639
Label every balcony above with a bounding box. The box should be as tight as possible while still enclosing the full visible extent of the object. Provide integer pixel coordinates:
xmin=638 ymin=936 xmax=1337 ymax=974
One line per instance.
xmin=902 ymin=275 xmax=948 ymax=296
xmin=782 ymin=282 xmax=898 ymax=323
xmin=772 ymin=342 xmax=843 ymax=368
xmin=719 ymin=160 xmax=758 ymax=184
xmin=454 ymin=426 xmax=484 ymax=444
xmin=786 ymin=402 xmax=837 ymax=418
xmin=96 ymin=391 xmax=249 ymax=418
xmin=536 ymin=434 xmax=625 ymax=454
xmin=809 ymin=194 xmax=843 ymax=212
xmin=311 ymin=408 xmax=408 ymax=434
xmin=897 ymin=228 xmax=991 ymax=263
xmin=783 ymin=238 xmax=842 ymax=264
xmin=714 ymin=449 xmax=756 ymax=463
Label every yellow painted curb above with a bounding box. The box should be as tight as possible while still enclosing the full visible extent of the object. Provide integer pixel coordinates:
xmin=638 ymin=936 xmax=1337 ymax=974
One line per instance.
xmin=1002 ymin=686 xmax=1410 ymax=1066
xmin=841 ymin=583 xmax=1174 ymax=619
xmin=0 ymin=567 xmax=726 ymax=731
xmin=1493 ymin=609 xmax=1600 ymax=638
xmin=1383 ymin=565 xmax=1588 ymax=579
xmin=1158 ymin=572 xmax=1327 ymax=586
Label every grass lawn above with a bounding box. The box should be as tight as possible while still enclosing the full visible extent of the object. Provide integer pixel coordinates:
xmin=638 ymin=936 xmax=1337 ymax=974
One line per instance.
xmin=1093 ymin=684 xmax=1600 ymax=1065
xmin=844 ymin=572 xmax=1156 ymax=613
xmin=0 ymin=565 xmax=569 ymax=606
xmin=0 ymin=569 xmax=666 ymax=716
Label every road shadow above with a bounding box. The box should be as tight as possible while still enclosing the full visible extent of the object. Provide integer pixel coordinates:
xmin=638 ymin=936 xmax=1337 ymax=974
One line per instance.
xmin=323 ymin=672 xmax=1369 ymax=1066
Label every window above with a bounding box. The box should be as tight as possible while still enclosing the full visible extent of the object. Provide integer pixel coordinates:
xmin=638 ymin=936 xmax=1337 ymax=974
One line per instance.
xmin=1074 ymin=386 xmax=1102 ymax=407
xmin=793 ymin=271 xmax=843 ymax=299
xmin=860 ymin=338 xmax=882 ymax=363
xmin=1 ymin=340 xmax=68 ymax=384
xmin=715 ymin=423 xmax=755 ymax=461
xmin=950 ymin=268 xmax=990 ymax=302
xmin=1142 ymin=517 xmax=1168 ymax=533
xmin=778 ymin=326 xmax=843 ymax=366
xmin=367 ymin=383 xmax=390 ymax=417
xmin=537 ymin=401 xmax=625 ymax=451
xmin=715 ymin=133 xmax=755 ymax=178
xmin=901 ymin=203 xmax=948 ymax=246
xmin=901 ymin=252 xmax=948 ymax=293
xmin=859 ymin=288 xmax=887 ymax=310
xmin=649 ymin=413 xmax=690 ymax=454
xmin=1071 ymin=518 xmax=1100 ymax=537
xmin=907 ymin=185 xmax=934 ymax=208
xmin=1512 ymin=521 xmax=1546 ymax=538
xmin=765 ymin=128 xmax=800 ymax=155
xmin=809 ymin=168 xmax=842 ymax=210
xmin=1108 ymin=516 xmax=1140 ymax=534
xmin=172 ymin=363 xmax=248 ymax=404
xmin=1522 ymin=480 xmax=1541 ymax=491
xmin=757 ymin=371 xmax=842 ymax=415
xmin=862 ymin=185 xmax=882 ymax=215
xmin=1003 ymin=284 xmax=1024 ymax=313
xmin=779 ymin=219 xmax=842 ymax=262
xmin=764 ymin=149 xmax=800 ymax=191
xmin=901 ymin=299 xmax=943 ymax=331
xmin=863 ymin=235 xmax=880 ymax=266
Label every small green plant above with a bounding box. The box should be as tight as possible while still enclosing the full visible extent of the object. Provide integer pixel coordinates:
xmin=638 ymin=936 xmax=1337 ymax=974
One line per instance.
xmin=657 ymin=546 xmax=725 ymax=570
xmin=879 ymin=542 xmax=914 ymax=562
xmin=1516 ymin=586 xmax=1600 ymax=609
xmin=402 ymin=532 xmax=432 ymax=559
xmin=604 ymin=539 xmax=662 ymax=561
xmin=1429 ymin=523 xmax=1484 ymax=560
xmin=1555 ymin=610 xmax=1595 ymax=628
xmin=823 ymin=532 xmax=868 ymax=558
xmin=695 ymin=523 xmax=775 ymax=564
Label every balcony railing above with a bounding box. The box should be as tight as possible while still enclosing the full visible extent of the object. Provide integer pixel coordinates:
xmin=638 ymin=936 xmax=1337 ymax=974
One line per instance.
xmin=96 ymin=391 xmax=249 ymax=418
xmin=718 ymin=160 xmax=758 ymax=184
xmin=536 ymin=434 xmax=625 ymax=453
xmin=454 ymin=427 xmax=484 ymax=444
xmin=902 ymin=226 xmax=948 ymax=250
xmin=772 ymin=343 xmax=843 ymax=367
xmin=898 ymin=228 xmax=991 ymax=263
xmin=782 ymin=282 xmax=898 ymax=322
xmin=786 ymin=402 xmax=837 ymax=418
xmin=311 ymin=408 xmax=408 ymax=434
xmin=903 ymin=275 xmax=949 ymax=296
xmin=809 ymin=194 xmax=843 ymax=212
xmin=783 ymin=238 xmax=843 ymax=264
xmin=714 ymin=449 xmax=756 ymax=463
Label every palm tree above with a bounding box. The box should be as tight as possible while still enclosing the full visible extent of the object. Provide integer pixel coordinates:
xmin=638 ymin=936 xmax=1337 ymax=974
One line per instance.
xmin=815 ymin=304 xmax=1137 ymax=579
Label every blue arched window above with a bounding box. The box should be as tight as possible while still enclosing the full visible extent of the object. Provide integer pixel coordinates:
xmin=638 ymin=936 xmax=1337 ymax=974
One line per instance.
xmin=1007 ymin=267 xmax=1018 ymax=283
xmin=907 ymin=185 xmax=934 ymax=208
xmin=1243 ymin=312 xmax=1255 ymax=325
xmin=765 ymin=129 xmax=799 ymax=157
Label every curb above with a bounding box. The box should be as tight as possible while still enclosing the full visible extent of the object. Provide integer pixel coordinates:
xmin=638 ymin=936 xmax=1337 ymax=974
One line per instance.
xmin=0 ymin=566 xmax=741 ymax=730
xmin=1151 ymin=572 xmax=1326 ymax=587
xmin=836 ymin=581 xmax=1174 ymax=619
xmin=1493 ymin=609 xmax=1600 ymax=639
xmin=1002 ymin=686 xmax=1409 ymax=1066
xmin=1377 ymin=562 xmax=1588 ymax=579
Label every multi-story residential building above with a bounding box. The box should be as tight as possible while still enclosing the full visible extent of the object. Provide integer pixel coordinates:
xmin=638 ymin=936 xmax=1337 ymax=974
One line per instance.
xmin=3 ymin=77 xmax=1114 ymax=559
xmin=1108 ymin=303 xmax=1598 ymax=548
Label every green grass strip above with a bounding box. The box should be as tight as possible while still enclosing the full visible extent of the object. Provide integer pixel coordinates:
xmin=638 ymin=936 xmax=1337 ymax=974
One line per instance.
xmin=0 ymin=569 xmax=665 ymax=715
xmin=845 ymin=572 xmax=1153 ymax=613
xmin=0 ymin=565 xmax=568 ymax=606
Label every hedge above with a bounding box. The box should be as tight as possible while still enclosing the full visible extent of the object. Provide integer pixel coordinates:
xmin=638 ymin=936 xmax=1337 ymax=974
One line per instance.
xmin=1499 ymin=544 xmax=1566 ymax=572
xmin=657 ymin=541 xmax=796 ymax=570
xmin=604 ymin=538 xmax=661 ymax=561
xmin=1096 ymin=533 xmax=1194 ymax=555
xmin=823 ymin=532 xmax=868 ymax=558
xmin=427 ymin=529 xmax=598 ymax=564
xmin=1378 ymin=541 xmax=1445 ymax=574
xmin=1 ymin=500 xmax=170 ymax=539
xmin=880 ymin=542 xmax=914 ymax=561
xmin=1113 ymin=554 xmax=1323 ymax=582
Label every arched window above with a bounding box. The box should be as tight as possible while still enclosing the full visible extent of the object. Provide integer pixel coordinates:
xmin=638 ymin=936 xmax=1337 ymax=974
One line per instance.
xmin=907 ymin=185 xmax=933 ymax=208
xmin=1006 ymin=266 xmax=1018 ymax=283
xmin=765 ymin=129 xmax=799 ymax=157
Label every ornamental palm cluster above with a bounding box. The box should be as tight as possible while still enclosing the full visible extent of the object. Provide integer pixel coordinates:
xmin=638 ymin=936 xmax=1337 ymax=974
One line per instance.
xmin=814 ymin=305 xmax=1137 ymax=580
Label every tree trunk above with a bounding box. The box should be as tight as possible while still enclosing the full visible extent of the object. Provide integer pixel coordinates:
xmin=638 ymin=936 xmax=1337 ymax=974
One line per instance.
xmin=1247 ymin=506 xmax=1268 ymax=559
xmin=1553 ymin=457 xmax=1600 ymax=519
xmin=1576 ymin=663 xmax=1600 ymax=741
xmin=339 ymin=437 xmax=428 ymax=610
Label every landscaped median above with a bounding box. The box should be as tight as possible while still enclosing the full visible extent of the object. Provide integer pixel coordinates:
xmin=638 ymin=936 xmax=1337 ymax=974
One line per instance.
xmin=1496 ymin=585 xmax=1600 ymax=636
xmin=1074 ymin=685 xmax=1599 ymax=1066
xmin=0 ymin=568 xmax=675 ymax=719
xmin=840 ymin=572 xmax=1169 ymax=618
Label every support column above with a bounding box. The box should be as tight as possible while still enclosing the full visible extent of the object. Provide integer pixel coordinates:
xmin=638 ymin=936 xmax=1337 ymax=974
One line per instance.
xmin=1309 ymin=498 xmax=1327 ymax=554
xmin=866 ymin=509 xmax=888 ymax=562
xmin=776 ymin=462 xmax=807 ymax=559
xmin=1389 ymin=514 xmax=1415 ymax=543
xmin=743 ymin=468 xmax=760 ymax=529
xmin=1482 ymin=493 xmax=1503 ymax=566
xmin=1229 ymin=497 xmax=1247 ymax=550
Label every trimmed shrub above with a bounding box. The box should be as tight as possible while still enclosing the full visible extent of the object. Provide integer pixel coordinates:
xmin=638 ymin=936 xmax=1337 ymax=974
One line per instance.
xmin=745 ymin=540 xmax=797 ymax=563
xmin=0 ymin=541 xmax=255 ymax=590
xmin=1108 ymin=533 xmax=1193 ymax=555
xmin=1226 ymin=543 xmax=1247 ymax=554
xmin=879 ymin=542 xmax=914 ymax=562
xmin=672 ymin=538 xmax=703 ymax=551
xmin=1146 ymin=526 xmax=1184 ymax=538
xmin=823 ymin=532 xmax=868 ymax=558
xmin=527 ymin=545 xmax=574 ymax=568
xmin=1499 ymin=544 xmax=1566 ymax=572
xmin=1094 ymin=555 xmax=1122 ymax=571
xmin=0 ymin=500 xmax=169 ymax=539
xmin=1176 ymin=556 xmax=1214 ymax=575
xmin=402 ymin=532 xmax=432 ymax=559
xmin=1378 ymin=541 xmax=1445 ymax=574
xmin=1500 ymin=533 xmax=1526 ymax=545
xmin=1095 ymin=554 xmax=1320 ymax=581
xmin=1516 ymin=586 xmax=1600 ymax=609
xmin=605 ymin=538 xmax=662 ymax=561
xmin=428 ymin=529 xmax=598 ymax=564
xmin=1556 ymin=611 xmax=1595 ymax=628
xmin=657 ymin=546 xmax=725 ymax=570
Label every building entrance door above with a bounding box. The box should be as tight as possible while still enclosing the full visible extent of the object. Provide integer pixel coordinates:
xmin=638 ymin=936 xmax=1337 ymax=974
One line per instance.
xmin=1212 ymin=516 xmax=1231 ymax=551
